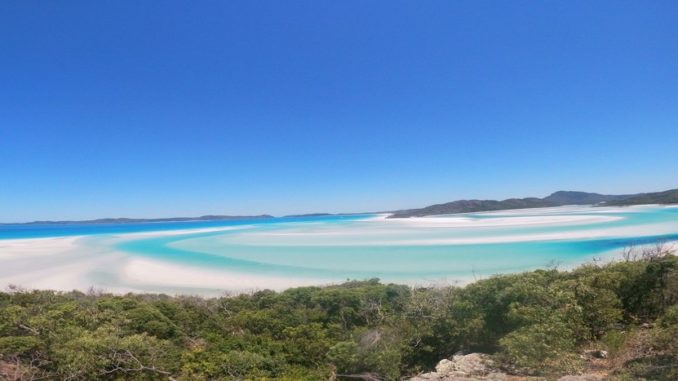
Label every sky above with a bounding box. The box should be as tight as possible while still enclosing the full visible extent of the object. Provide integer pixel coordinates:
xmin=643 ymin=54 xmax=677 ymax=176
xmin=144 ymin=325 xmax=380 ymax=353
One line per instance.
xmin=1 ymin=1 xmax=677 ymax=222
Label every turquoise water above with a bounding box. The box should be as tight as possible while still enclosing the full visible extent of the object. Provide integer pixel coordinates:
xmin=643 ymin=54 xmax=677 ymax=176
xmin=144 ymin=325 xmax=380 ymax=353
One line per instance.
xmin=0 ymin=214 xmax=358 ymax=240
xmin=115 ymin=206 xmax=678 ymax=283
xmin=3 ymin=206 xmax=678 ymax=287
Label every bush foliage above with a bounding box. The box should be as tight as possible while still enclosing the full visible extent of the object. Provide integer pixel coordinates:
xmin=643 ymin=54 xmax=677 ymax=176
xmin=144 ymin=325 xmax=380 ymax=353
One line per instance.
xmin=1 ymin=253 xmax=677 ymax=380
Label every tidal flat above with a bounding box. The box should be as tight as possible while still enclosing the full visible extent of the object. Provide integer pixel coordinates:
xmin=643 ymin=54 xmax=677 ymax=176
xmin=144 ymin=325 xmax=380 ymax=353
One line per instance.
xmin=1 ymin=205 xmax=677 ymax=295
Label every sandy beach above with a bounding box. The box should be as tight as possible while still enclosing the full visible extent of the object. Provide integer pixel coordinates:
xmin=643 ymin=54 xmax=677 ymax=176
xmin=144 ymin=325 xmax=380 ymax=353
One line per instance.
xmin=1 ymin=205 xmax=676 ymax=296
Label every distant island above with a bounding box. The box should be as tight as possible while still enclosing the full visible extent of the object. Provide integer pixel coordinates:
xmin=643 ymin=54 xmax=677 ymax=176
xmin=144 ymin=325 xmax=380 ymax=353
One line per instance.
xmin=3 ymin=214 xmax=274 ymax=226
xmin=4 ymin=189 xmax=677 ymax=224
xmin=282 ymin=213 xmax=334 ymax=218
xmin=281 ymin=212 xmax=365 ymax=218
xmin=388 ymin=188 xmax=678 ymax=218
xmin=5 ymin=213 xmax=370 ymax=226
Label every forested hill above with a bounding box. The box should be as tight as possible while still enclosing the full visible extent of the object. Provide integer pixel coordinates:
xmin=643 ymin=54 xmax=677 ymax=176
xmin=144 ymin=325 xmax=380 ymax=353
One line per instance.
xmin=602 ymin=188 xmax=678 ymax=206
xmin=388 ymin=190 xmax=649 ymax=218
xmin=388 ymin=197 xmax=554 ymax=218
xmin=542 ymin=190 xmax=632 ymax=205
xmin=1 ymin=248 xmax=677 ymax=380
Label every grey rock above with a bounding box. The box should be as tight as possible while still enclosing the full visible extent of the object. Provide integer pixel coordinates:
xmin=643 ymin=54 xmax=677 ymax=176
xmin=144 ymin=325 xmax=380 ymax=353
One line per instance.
xmin=485 ymin=372 xmax=508 ymax=381
xmin=411 ymin=354 xmax=609 ymax=381
xmin=558 ymin=375 xmax=603 ymax=381
xmin=409 ymin=353 xmax=504 ymax=381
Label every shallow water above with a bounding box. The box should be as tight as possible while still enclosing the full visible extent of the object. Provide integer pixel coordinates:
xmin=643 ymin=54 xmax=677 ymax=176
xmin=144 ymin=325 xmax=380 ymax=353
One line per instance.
xmin=2 ymin=205 xmax=677 ymax=292
xmin=117 ymin=206 xmax=678 ymax=282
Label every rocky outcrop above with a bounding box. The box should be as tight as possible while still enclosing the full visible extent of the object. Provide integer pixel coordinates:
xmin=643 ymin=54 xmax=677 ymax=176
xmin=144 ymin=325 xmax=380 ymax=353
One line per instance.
xmin=557 ymin=376 xmax=603 ymax=381
xmin=409 ymin=353 xmax=508 ymax=381
xmin=409 ymin=353 xmax=606 ymax=381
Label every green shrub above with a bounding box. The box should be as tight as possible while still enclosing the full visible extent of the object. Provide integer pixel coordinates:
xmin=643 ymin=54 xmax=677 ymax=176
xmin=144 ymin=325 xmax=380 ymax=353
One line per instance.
xmin=499 ymin=318 xmax=580 ymax=374
xmin=0 ymin=254 xmax=675 ymax=380
xmin=601 ymin=330 xmax=626 ymax=356
xmin=0 ymin=335 xmax=41 ymax=355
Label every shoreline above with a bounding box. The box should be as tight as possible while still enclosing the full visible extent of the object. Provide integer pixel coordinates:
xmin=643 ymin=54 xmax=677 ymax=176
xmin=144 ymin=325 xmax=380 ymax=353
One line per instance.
xmin=1 ymin=205 xmax=676 ymax=296
xmin=3 ymin=244 xmax=676 ymax=297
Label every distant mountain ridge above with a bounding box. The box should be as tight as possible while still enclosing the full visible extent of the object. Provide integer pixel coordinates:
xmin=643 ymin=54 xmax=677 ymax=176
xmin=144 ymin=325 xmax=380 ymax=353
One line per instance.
xmin=5 ymin=189 xmax=676 ymax=224
xmin=5 ymin=214 xmax=274 ymax=226
xmin=602 ymin=188 xmax=678 ymax=206
xmin=388 ymin=189 xmax=677 ymax=218
xmin=282 ymin=213 xmax=333 ymax=218
xmin=388 ymin=198 xmax=553 ymax=218
xmin=542 ymin=190 xmax=633 ymax=205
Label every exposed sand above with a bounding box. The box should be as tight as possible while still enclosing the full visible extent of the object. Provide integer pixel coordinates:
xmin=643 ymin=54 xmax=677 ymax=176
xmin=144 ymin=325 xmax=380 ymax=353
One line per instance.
xmin=0 ymin=236 xmax=82 ymax=259
xmin=122 ymin=258 xmax=330 ymax=293
xmin=0 ymin=235 xmax=128 ymax=292
xmin=213 ymin=215 xmax=642 ymax=247
xmin=374 ymin=214 xmax=621 ymax=228
xmin=0 ymin=231 xmax=332 ymax=296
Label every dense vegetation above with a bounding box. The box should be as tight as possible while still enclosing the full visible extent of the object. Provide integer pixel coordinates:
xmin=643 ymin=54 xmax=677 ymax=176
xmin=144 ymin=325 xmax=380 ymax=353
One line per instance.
xmin=542 ymin=190 xmax=633 ymax=205
xmin=387 ymin=190 xmax=642 ymax=218
xmin=2 ymin=246 xmax=678 ymax=380
xmin=603 ymin=189 xmax=678 ymax=206
xmin=388 ymin=197 xmax=554 ymax=218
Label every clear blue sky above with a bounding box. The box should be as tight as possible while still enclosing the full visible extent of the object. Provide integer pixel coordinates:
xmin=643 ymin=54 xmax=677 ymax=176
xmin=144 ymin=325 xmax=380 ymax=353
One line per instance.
xmin=1 ymin=1 xmax=677 ymax=221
